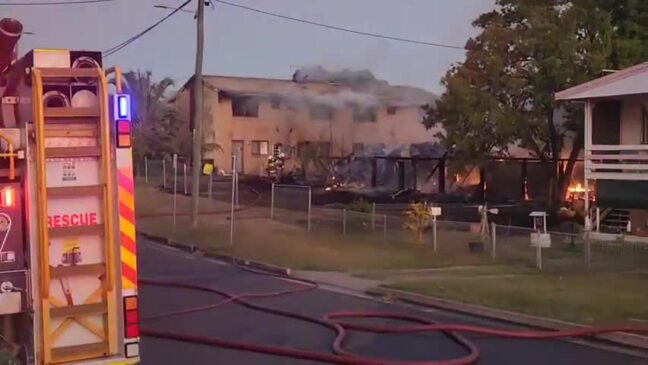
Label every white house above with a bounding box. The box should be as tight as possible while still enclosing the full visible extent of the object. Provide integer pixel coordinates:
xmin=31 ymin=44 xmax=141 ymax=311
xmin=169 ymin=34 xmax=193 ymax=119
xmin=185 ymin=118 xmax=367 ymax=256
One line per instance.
xmin=556 ymin=62 xmax=648 ymax=236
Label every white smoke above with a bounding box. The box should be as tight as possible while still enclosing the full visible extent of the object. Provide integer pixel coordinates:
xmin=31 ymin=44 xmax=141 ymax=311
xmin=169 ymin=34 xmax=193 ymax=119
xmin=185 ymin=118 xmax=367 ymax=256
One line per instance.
xmin=272 ymin=86 xmax=381 ymax=110
xmin=303 ymin=90 xmax=381 ymax=108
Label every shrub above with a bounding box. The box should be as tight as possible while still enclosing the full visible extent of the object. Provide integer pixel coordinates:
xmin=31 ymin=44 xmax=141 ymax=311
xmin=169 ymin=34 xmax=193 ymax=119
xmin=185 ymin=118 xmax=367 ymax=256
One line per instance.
xmin=347 ymin=198 xmax=372 ymax=213
xmin=403 ymin=201 xmax=432 ymax=244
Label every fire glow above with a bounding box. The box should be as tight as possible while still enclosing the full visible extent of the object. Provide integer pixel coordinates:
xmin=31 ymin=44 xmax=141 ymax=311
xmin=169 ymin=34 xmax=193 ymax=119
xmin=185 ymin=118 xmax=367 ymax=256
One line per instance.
xmin=568 ymin=183 xmax=586 ymax=194
xmin=566 ymin=183 xmax=595 ymax=202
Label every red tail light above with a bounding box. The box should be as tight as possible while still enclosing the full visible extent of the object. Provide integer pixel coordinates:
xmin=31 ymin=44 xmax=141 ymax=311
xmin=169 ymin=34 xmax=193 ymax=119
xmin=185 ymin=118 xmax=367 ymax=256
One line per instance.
xmin=125 ymin=323 xmax=139 ymax=338
xmin=126 ymin=309 xmax=139 ymax=324
xmin=124 ymin=296 xmax=139 ymax=338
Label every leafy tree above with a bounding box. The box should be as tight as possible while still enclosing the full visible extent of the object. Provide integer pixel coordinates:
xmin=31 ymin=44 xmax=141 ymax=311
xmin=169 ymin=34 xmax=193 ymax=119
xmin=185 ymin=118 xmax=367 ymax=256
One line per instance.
xmin=425 ymin=0 xmax=614 ymax=206
xmin=120 ymin=70 xmax=184 ymax=162
xmin=594 ymin=0 xmax=648 ymax=69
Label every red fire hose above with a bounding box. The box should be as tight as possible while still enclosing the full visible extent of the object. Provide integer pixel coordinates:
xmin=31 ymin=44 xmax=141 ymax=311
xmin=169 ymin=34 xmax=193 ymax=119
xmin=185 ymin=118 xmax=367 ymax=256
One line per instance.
xmin=139 ymin=266 xmax=648 ymax=365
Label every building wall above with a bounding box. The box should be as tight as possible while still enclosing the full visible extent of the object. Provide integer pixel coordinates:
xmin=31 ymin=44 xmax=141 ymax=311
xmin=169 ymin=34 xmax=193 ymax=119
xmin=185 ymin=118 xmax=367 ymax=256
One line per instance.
xmin=179 ymin=84 xmax=440 ymax=175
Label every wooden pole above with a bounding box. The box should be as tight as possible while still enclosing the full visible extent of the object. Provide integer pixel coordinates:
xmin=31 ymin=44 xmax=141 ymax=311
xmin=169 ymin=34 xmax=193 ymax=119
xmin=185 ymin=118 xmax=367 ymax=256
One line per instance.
xmin=190 ymin=0 xmax=205 ymax=227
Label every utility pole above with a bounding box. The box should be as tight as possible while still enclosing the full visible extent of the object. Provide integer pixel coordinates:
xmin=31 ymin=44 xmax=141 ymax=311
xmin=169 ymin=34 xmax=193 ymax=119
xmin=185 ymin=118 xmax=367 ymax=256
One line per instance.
xmin=191 ymin=0 xmax=206 ymax=227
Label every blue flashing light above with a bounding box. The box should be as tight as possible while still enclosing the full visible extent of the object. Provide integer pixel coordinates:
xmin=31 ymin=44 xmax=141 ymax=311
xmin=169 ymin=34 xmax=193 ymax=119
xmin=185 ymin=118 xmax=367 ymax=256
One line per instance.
xmin=115 ymin=94 xmax=131 ymax=121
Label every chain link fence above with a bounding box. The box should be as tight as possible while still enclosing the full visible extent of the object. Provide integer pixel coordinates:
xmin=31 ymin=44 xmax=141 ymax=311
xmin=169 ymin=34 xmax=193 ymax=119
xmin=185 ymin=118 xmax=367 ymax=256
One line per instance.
xmin=270 ymin=184 xmax=312 ymax=230
xmin=138 ymin=159 xmax=648 ymax=275
xmin=274 ymin=193 xmax=648 ymax=273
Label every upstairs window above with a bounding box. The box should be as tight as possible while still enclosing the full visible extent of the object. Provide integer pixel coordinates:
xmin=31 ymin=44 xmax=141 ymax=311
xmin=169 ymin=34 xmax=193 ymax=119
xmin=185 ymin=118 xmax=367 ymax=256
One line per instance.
xmin=353 ymin=105 xmax=377 ymax=122
xmin=232 ymin=96 xmax=259 ymax=118
xmin=387 ymin=106 xmax=398 ymax=115
xmin=270 ymin=95 xmax=281 ymax=110
xmin=309 ymin=104 xmax=334 ymax=121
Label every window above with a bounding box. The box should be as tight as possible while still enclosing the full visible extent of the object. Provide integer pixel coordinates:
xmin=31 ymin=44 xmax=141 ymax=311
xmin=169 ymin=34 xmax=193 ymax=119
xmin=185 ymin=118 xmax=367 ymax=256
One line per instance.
xmin=352 ymin=105 xmax=377 ymax=122
xmin=387 ymin=106 xmax=398 ymax=115
xmin=309 ymin=104 xmax=334 ymax=121
xmin=352 ymin=143 xmax=364 ymax=154
xmin=231 ymin=96 xmax=259 ymax=118
xmin=270 ymin=95 xmax=281 ymax=110
xmin=251 ymin=140 xmax=269 ymax=156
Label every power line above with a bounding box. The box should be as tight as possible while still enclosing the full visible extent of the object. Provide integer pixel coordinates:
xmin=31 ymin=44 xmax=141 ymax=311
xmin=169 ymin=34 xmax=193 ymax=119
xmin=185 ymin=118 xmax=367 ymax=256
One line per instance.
xmin=154 ymin=4 xmax=194 ymax=14
xmin=212 ymin=0 xmax=466 ymax=51
xmin=0 ymin=0 xmax=115 ymax=5
xmin=103 ymin=0 xmax=192 ymax=57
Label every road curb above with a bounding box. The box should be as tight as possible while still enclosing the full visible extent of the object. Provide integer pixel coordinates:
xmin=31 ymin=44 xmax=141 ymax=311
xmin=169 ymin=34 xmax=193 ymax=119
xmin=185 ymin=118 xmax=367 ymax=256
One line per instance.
xmin=138 ymin=233 xmax=292 ymax=276
xmin=203 ymin=252 xmax=292 ymax=276
xmin=366 ymin=286 xmax=648 ymax=352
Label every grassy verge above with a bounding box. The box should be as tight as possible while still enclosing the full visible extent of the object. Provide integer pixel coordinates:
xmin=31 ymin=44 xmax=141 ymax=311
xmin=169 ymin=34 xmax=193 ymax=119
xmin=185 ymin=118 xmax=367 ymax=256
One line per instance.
xmin=136 ymin=183 xmax=648 ymax=324
xmin=135 ymin=181 xmax=230 ymax=217
xmin=138 ymin=214 xmax=495 ymax=271
xmin=390 ymin=268 xmax=648 ymax=325
xmin=135 ymin=184 xmax=493 ymax=271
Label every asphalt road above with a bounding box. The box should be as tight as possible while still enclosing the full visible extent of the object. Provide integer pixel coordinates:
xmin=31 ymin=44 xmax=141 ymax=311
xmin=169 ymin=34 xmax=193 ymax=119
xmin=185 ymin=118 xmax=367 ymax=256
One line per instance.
xmin=137 ymin=239 xmax=647 ymax=365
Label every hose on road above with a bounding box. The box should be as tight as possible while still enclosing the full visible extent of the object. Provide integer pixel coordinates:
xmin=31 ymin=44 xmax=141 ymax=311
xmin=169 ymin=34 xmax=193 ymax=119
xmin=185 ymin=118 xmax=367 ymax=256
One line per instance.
xmin=139 ymin=265 xmax=648 ymax=365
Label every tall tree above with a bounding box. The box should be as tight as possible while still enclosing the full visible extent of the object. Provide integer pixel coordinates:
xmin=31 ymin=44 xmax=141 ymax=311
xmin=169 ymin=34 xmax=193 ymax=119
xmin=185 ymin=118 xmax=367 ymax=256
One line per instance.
xmin=594 ymin=0 xmax=648 ymax=69
xmin=121 ymin=70 xmax=184 ymax=162
xmin=425 ymin=0 xmax=613 ymax=206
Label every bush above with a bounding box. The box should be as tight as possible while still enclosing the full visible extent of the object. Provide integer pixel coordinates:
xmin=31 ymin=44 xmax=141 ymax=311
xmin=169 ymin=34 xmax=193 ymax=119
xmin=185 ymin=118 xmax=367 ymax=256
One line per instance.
xmin=347 ymin=198 xmax=372 ymax=213
xmin=403 ymin=201 xmax=432 ymax=244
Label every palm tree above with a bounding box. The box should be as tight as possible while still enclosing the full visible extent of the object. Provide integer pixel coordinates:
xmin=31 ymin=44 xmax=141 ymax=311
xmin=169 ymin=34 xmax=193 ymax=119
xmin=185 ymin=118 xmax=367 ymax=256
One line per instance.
xmin=119 ymin=71 xmax=221 ymax=167
xmin=120 ymin=70 xmax=181 ymax=161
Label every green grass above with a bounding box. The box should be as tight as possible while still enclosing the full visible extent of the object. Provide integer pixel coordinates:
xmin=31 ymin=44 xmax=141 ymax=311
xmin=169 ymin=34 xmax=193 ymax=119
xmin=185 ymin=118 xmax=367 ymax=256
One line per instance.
xmin=391 ymin=270 xmax=648 ymax=325
xmin=136 ymin=183 xmax=648 ymax=324
xmin=137 ymin=214 xmax=494 ymax=271
xmin=135 ymin=181 xmax=230 ymax=217
xmin=136 ymin=183 xmax=496 ymax=271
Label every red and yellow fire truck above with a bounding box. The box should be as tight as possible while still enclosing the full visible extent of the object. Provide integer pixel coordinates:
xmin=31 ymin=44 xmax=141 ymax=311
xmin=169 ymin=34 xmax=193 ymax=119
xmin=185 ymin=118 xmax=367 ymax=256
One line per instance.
xmin=0 ymin=18 xmax=139 ymax=364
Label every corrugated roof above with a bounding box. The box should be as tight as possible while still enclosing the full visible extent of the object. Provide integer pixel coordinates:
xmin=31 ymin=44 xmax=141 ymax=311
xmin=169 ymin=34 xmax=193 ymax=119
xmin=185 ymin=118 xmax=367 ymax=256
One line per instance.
xmin=555 ymin=62 xmax=648 ymax=101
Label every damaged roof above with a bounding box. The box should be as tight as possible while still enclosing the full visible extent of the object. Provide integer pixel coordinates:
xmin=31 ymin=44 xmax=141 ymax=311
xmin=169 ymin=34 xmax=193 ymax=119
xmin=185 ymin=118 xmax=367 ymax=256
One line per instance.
xmin=555 ymin=62 xmax=648 ymax=101
xmin=179 ymin=74 xmax=437 ymax=107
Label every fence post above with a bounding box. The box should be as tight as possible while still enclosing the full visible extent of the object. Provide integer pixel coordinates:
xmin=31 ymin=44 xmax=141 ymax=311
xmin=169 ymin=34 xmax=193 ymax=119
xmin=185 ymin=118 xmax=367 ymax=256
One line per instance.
xmin=307 ymin=186 xmax=312 ymax=232
xmin=235 ymin=172 xmax=240 ymax=208
xmin=230 ymin=155 xmax=237 ymax=250
xmin=536 ymin=235 xmax=542 ymax=270
xmin=162 ymin=158 xmax=167 ymax=189
xmin=270 ymin=184 xmax=275 ymax=220
xmin=183 ymin=163 xmax=188 ymax=195
xmin=144 ymin=156 xmax=148 ymax=184
xmin=596 ymin=208 xmax=600 ymax=232
xmin=208 ymin=172 xmax=213 ymax=199
xmin=371 ymin=202 xmax=376 ymax=232
xmin=491 ymin=222 xmax=497 ymax=260
xmin=383 ymin=214 xmax=387 ymax=243
xmin=173 ymin=156 xmax=177 ymax=233
xmin=342 ymin=209 xmax=346 ymax=235
xmin=432 ymin=216 xmax=437 ymax=252
xmin=584 ymin=231 xmax=592 ymax=271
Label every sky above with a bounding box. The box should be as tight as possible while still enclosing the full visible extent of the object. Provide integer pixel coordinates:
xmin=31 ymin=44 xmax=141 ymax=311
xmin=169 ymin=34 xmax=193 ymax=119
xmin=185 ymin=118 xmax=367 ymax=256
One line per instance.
xmin=3 ymin=0 xmax=495 ymax=93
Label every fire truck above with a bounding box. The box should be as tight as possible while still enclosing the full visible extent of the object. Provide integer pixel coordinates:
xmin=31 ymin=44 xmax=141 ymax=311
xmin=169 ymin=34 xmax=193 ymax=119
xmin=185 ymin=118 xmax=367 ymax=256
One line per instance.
xmin=0 ymin=18 xmax=140 ymax=364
